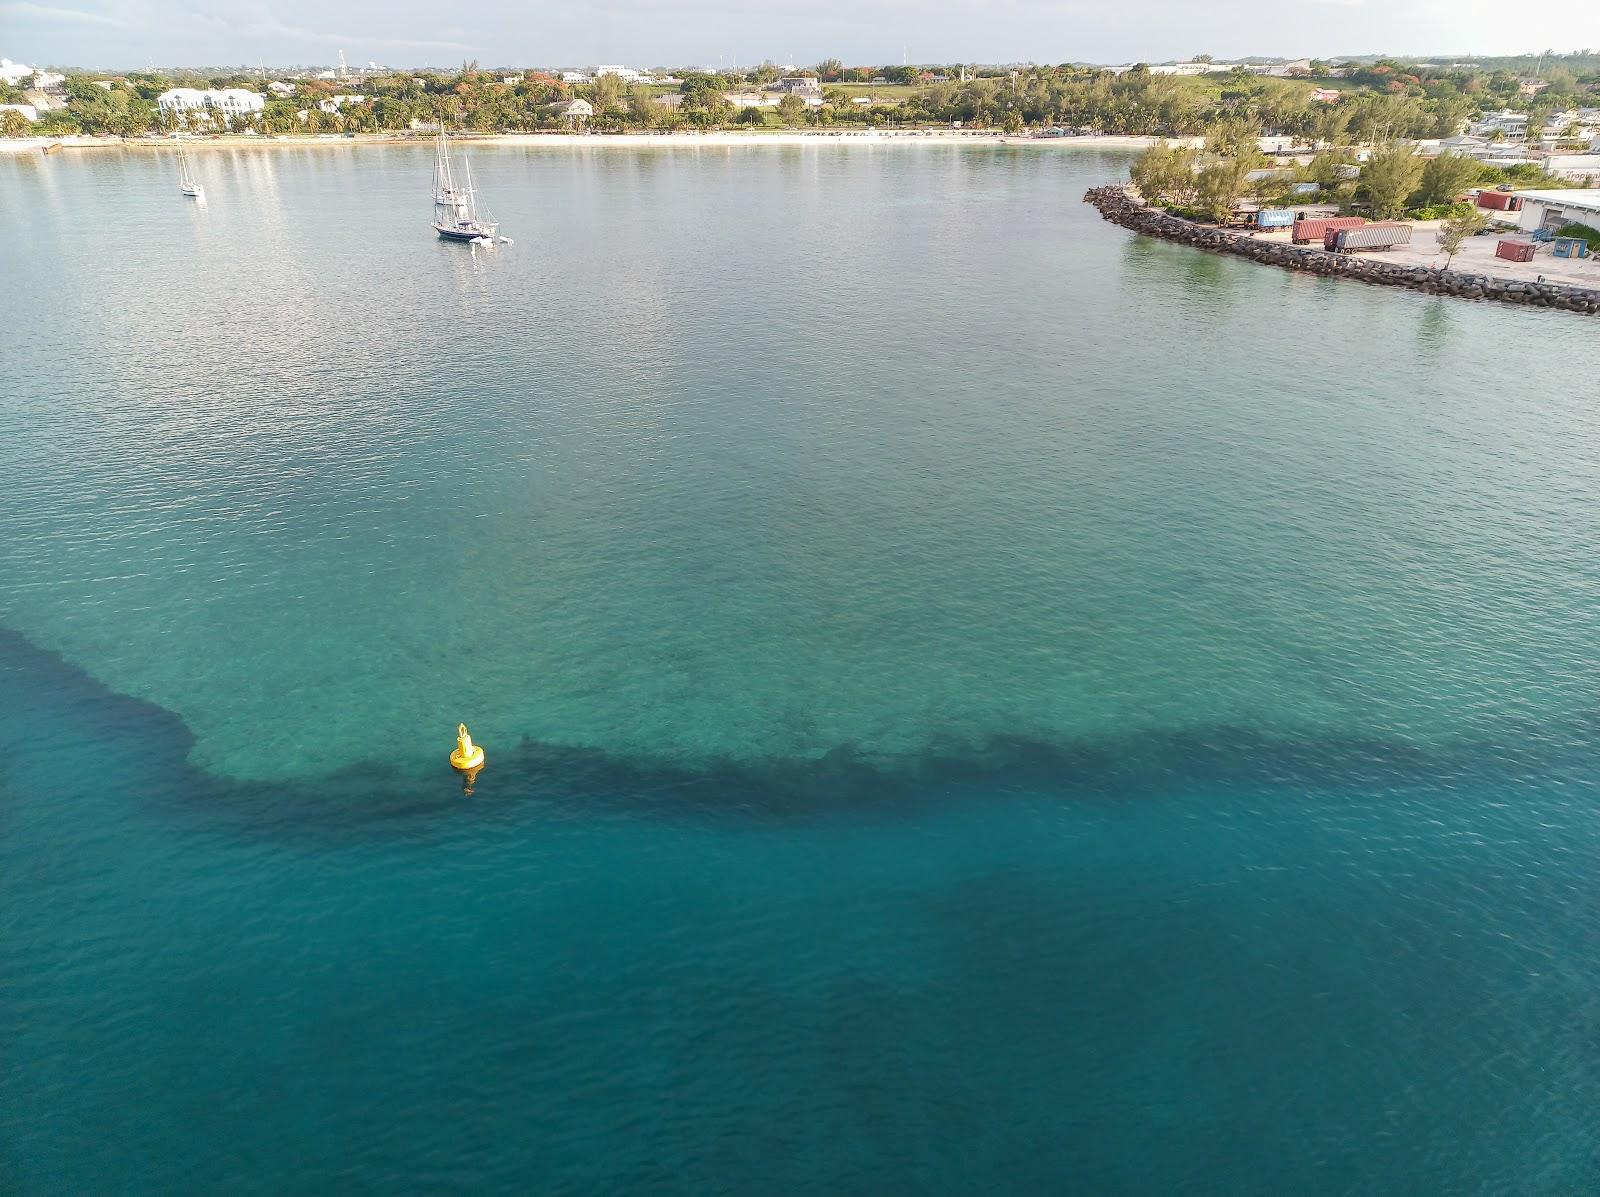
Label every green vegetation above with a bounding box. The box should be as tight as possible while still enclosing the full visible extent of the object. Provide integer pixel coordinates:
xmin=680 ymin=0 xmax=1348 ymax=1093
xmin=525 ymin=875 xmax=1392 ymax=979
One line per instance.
xmin=1413 ymin=151 xmax=1481 ymax=207
xmin=1129 ymin=142 xmax=1200 ymax=205
xmin=1128 ymin=132 xmax=1577 ymax=230
xmin=1195 ymin=156 xmax=1258 ymax=222
xmin=1361 ymin=142 xmax=1426 ymax=219
xmin=1408 ymin=201 xmax=1477 ymax=220
xmin=2 ymin=53 xmax=1596 ymax=142
xmin=1437 ymin=208 xmax=1489 ymax=268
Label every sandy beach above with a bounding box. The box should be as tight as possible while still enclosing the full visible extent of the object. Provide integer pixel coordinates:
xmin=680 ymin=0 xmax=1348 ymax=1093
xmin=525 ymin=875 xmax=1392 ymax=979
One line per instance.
xmin=1 ymin=130 xmax=1160 ymax=154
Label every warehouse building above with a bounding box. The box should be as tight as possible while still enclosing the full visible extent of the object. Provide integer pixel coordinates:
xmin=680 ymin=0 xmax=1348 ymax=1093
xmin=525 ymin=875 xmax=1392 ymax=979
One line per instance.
xmin=1514 ymin=189 xmax=1600 ymax=234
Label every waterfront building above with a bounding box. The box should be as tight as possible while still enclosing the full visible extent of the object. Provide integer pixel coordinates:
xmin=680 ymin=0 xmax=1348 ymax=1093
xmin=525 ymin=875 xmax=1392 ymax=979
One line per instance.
xmin=1514 ymin=188 xmax=1600 ymax=234
xmin=0 ymin=58 xmax=35 ymax=86
xmin=157 ymin=88 xmax=266 ymax=125
xmin=544 ymin=98 xmax=592 ymax=126
xmin=0 ymin=103 xmax=38 ymax=122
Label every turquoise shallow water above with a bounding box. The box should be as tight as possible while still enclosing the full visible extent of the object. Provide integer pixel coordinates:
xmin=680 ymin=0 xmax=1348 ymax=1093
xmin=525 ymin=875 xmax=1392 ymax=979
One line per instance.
xmin=3 ymin=144 xmax=1600 ymax=1193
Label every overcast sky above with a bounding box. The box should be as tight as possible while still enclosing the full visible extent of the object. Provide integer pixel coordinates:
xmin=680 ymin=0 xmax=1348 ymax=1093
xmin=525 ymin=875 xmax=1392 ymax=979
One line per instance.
xmin=4 ymin=0 xmax=1597 ymax=70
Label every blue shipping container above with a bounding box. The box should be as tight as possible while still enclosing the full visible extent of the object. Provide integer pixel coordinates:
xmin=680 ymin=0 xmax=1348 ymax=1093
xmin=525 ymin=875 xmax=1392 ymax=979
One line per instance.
xmin=1256 ymin=209 xmax=1295 ymax=229
xmin=1552 ymin=237 xmax=1590 ymax=258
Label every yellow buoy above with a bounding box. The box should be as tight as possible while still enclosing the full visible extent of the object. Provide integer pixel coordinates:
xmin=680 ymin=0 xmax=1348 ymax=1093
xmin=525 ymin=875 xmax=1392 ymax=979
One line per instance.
xmin=449 ymin=723 xmax=485 ymax=772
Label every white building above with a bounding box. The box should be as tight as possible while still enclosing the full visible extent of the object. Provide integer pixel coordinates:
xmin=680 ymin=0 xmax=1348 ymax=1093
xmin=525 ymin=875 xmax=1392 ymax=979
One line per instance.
xmin=317 ymin=94 xmax=368 ymax=113
xmin=561 ymin=71 xmax=592 ymax=84
xmin=1513 ymin=188 xmax=1600 ymax=234
xmin=593 ymin=65 xmax=650 ymax=84
xmin=768 ymin=76 xmax=821 ymax=95
xmin=726 ymin=90 xmax=774 ymax=110
xmin=1543 ymin=154 xmax=1600 ymax=181
xmin=1149 ymin=62 xmax=1234 ymax=76
xmin=0 ymin=102 xmax=38 ymax=121
xmin=267 ymin=80 xmax=296 ymax=96
xmin=1473 ymin=109 xmax=1528 ymax=138
xmin=157 ymin=87 xmax=266 ymax=125
xmin=544 ymin=98 xmax=592 ymax=125
xmin=0 ymin=58 xmax=35 ymax=86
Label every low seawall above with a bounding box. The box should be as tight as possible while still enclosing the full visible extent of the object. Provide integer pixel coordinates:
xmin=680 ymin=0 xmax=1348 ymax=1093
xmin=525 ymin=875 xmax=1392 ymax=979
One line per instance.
xmin=1084 ymin=186 xmax=1600 ymax=317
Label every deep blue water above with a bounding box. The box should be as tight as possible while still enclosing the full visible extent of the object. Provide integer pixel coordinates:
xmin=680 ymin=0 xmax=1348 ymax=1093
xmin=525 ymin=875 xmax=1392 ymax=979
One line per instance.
xmin=3 ymin=143 xmax=1599 ymax=1194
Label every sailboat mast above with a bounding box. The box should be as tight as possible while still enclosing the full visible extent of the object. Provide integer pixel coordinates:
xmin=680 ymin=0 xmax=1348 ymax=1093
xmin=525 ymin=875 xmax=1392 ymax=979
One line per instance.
xmin=434 ymin=130 xmax=456 ymax=199
xmin=460 ymin=155 xmax=476 ymax=224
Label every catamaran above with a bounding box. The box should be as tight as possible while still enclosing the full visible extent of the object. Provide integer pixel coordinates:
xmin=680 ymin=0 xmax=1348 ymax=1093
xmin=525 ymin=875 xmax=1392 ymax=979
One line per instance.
xmin=177 ymin=144 xmax=204 ymax=199
xmin=432 ymin=131 xmax=509 ymax=245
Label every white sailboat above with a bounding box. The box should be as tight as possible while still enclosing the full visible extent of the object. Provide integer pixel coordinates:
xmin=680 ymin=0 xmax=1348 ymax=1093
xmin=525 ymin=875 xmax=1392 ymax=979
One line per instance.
xmin=432 ymin=131 xmax=509 ymax=245
xmin=176 ymin=144 xmax=204 ymax=199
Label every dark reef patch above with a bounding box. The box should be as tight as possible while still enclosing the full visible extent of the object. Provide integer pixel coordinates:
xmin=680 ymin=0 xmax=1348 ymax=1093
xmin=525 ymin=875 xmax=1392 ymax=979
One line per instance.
xmin=4 ymin=624 xmax=1596 ymax=846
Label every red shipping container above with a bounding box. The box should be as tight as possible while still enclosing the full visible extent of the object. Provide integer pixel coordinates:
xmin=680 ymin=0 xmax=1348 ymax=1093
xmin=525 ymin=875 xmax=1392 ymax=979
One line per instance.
xmin=1293 ymin=215 xmax=1364 ymax=244
xmin=1476 ymin=190 xmax=1523 ymax=211
xmin=1495 ymin=239 xmax=1535 ymax=263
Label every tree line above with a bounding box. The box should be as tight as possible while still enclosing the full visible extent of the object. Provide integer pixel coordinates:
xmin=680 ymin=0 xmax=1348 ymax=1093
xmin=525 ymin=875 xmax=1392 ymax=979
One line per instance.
xmin=4 ymin=57 xmax=1596 ymax=140
xmin=1130 ymin=129 xmax=1578 ymax=227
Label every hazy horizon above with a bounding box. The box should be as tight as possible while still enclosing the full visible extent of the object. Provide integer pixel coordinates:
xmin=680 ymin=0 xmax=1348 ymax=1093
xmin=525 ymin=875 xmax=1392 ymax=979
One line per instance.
xmin=4 ymin=0 xmax=1598 ymax=73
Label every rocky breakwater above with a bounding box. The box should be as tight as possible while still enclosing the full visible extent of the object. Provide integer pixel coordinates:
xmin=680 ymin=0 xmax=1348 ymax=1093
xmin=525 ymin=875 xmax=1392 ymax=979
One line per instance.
xmin=1084 ymin=186 xmax=1600 ymax=316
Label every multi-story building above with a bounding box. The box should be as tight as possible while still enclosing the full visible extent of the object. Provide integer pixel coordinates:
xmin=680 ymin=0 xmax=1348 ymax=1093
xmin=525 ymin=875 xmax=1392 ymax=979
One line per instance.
xmin=156 ymin=88 xmax=266 ymax=125
xmin=769 ymin=76 xmax=821 ymax=96
xmin=0 ymin=58 xmax=36 ymax=86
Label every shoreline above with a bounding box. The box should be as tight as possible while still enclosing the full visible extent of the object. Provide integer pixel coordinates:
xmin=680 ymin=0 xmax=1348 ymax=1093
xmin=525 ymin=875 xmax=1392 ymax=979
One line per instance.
xmin=1084 ymin=185 xmax=1600 ymax=317
xmin=1 ymin=130 xmax=1158 ymax=154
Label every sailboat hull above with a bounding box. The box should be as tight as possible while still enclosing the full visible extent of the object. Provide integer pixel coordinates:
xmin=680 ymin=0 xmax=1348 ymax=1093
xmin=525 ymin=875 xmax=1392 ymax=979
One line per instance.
xmin=434 ymin=223 xmax=496 ymax=242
